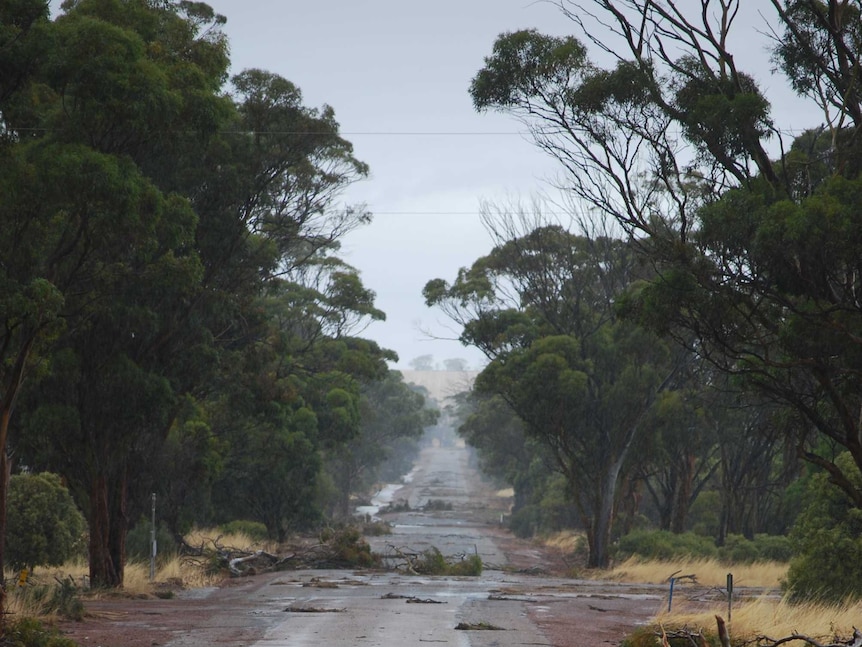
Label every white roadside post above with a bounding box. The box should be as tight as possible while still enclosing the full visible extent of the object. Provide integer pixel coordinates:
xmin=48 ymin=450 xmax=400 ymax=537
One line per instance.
xmin=150 ymin=493 xmax=157 ymax=581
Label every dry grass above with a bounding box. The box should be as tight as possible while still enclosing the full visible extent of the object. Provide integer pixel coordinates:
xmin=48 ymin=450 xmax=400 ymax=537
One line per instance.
xmin=656 ymin=597 xmax=862 ymax=643
xmin=183 ymin=527 xmax=276 ymax=554
xmin=606 ymin=556 xmax=786 ymax=590
xmin=542 ymin=530 xmax=585 ymax=554
xmin=604 ymin=557 xmax=860 ymax=642
xmin=5 ymin=526 xmax=277 ymax=611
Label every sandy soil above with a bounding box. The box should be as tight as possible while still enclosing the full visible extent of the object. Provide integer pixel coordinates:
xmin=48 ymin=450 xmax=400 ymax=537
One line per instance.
xmin=55 ymin=442 xmax=663 ymax=647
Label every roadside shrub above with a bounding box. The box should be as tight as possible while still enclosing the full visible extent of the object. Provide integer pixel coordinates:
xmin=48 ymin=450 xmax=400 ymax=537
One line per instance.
xmin=410 ymin=547 xmax=482 ymax=576
xmin=717 ymin=533 xmax=793 ymax=563
xmin=359 ymin=520 xmax=393 ymax=536
xmin=219 ymin=520 xmax=269 ymax=542
xmin=621 ymin=626 xmax=719 ymax=647
xmin=126 ymin=519 xmax=177 ymax=563
xmin=7 ymin=472 xmax=86 ymax=571
xmin=718 ymin=534 xmax=761 ymax=563
xmin=413 ymin=547 xmax=448 ymax=575
xmin=448 ymin=553 xmax=483 ymax=576
xmin=752 ymin=534 xmax=793 ymax=562
xmin=326 ymin=526 xmax=379 ymax=567
xmin=11 ymin=577 xmax=84 ymax=621
xmin=616 ymin=530 xmax=717 ymax=561
xmin=4 ymin=617 xmax=77 ymax=647
xmin=785 ymin=453 xmax=862 ymax=602
xmin=509 ymin=504 xmax=541 ymax=538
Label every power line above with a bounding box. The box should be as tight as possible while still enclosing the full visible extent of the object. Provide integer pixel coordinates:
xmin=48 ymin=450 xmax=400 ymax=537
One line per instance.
xmin=8 ymin=126 xmax=819 ymax=137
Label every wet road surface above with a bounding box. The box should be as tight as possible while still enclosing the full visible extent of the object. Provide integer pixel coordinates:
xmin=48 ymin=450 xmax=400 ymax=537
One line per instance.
xmin=62 ymin=441 xmax=665 ymax=647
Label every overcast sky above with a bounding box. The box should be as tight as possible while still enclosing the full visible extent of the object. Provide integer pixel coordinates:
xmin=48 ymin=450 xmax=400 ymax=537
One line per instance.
xmin=204 ymin=1 xmax=812 ymax=370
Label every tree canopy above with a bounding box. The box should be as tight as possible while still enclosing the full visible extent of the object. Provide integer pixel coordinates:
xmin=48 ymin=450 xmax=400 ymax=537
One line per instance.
xmin=468 ymin=0 xmax=862 ymax=520
xmin=0 ymin=0 xmax=417 ymax=588
xmin=425 ymin=215 xmax=684 ymax=567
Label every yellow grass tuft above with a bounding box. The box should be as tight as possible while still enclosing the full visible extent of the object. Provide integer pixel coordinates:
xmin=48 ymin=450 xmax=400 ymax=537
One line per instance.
xmin=606 ymin=556 xmax=786 ymax=589
xmin=605 ymin=557 xmax=860 ymax=643
xmin=656 ymin=597 xmax=862 ymax=643
xmin=542 ymin=530 xmax=585 ymax=553
xmin=183 ymin=527 xmax=276 ymax=554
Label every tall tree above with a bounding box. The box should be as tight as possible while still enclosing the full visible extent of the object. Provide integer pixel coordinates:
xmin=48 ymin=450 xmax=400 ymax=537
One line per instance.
xmin=425 ymin=214 xmax=683 ymax=567
xmin=6 ymin=0 xmax=378 ymax=586
xmin=469 ymin=1 xmax=862 ymax=511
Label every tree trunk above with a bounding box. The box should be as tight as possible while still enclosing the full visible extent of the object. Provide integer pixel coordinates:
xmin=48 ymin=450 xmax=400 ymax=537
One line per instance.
xmin=0 ymin=410 xmax=9 ymax=588
xmin=89 ymin=473 xmax=126 ymax=588
xmin=586 ymin=463 xmax=623 ymax=569
xmin=670 ymin=454 xmax=695 ymax=534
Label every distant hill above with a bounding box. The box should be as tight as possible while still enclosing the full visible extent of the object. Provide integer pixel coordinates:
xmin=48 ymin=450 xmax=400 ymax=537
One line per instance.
xmin=398 ymin=370 xmax=478 ymax=404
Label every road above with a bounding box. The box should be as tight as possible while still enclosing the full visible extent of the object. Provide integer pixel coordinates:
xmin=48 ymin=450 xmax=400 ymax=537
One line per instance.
xmin=61 ymin=439 xmax=664 ymax=647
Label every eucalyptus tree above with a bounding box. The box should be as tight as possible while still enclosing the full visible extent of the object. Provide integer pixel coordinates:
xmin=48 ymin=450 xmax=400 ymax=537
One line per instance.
xmin=470 ymin=0 xmax=862 ymax=512
xmin=425 ymin=213 xmax=686 ymax=567
xmin=326 ymin=370 xmax=438 ymax=519
xmin=4 ymin=0 xmax=377 ymax=586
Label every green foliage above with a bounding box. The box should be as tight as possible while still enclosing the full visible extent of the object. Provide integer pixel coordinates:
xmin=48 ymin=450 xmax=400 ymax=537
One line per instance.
xmin=358 ymin=520 xmax=392 ymax=536
xmin=12 ymin=577 xmax=84 ymax=622
xmin=449 ymin=553 xmax=483 ymax=576
xmin=2 ymin=0 xmax=385 ymax=591
xmin=620 ymin=627 xmax=719 ymax=647
xmin=509 ymin=505 xmax=541 ymax=539
xmin=219 ymin=520 xmax=269 ymax=542
xmin=409 ymin=546 xmax=483 ymax=576
xmin=6 ymin=472 xmax=86 ymax=571
xmin=785 ymin=453 xmax=862 ymax=602
xmin=321 ymin=526 xmax=379 ymax=567
xmin=470 ymin=29 xmax=588 ymax=110
xmin=125 ymin=519 xmax=177 ymax=563
xmin=413 ymin=547 xmax=449 ymax=575
xmin=325 ymin=370 xmax=435 ymax=518
xmin=617 ymin=529 xmax=792 ymax=564
xmin=717 ymin=534 xmax=792 ymax=564
xmin=466 ymin=4 xmax=862 ymax=580
xmin=2 ymin=617 xmax=78 ymax=647
xmin=616 ymin=530 xmax=718 ymax=561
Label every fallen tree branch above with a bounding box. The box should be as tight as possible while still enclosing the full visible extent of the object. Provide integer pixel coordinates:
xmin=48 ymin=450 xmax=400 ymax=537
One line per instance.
xmin=754 ymin=627 xmax=862 ymax=647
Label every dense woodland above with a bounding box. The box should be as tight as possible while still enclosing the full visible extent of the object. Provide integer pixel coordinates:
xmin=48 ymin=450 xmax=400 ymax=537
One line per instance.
xmin=426 ymin=0 xmax=862 ymax=600
xmin=2 ymin=0 xmax=862 ymax=606
xmin=0 ymin=0 xmax=437 ymax=589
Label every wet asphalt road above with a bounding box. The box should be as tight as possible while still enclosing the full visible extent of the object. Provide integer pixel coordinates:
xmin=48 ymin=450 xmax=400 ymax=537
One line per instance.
xmin=163 ymin=442 xmax=663 ymax=647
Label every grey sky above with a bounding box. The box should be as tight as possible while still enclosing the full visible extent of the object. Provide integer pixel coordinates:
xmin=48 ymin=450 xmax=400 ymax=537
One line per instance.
xmin=204 ymin=1 xmax=811 ymax=369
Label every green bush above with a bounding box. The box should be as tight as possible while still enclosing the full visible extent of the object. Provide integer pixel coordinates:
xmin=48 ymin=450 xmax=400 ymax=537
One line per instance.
xmin=752 ymin=534 xmax=793 ymax=562
xmin=413 ymin=547 xmax=449 ymax=575
xmin=621 ymin=626 xmax=720 ymax=647
xmin=219 ymin=520 xmax=269 ymax=542
xmin=11 ymin=577 xmax=84 ymax=621
xmin=449 ymin=553 xmax=483 ymax=576
xmin=126 ymin=519 xmax=177 ymax=563
xmin=687 ymin=491 xmax=721 ymax=537
xmin=359 ymin=520 xmax=393 ymax=536
xmin=717 ymin=534 xmax=761 ymax=563
xmin=784 ymin=453 xmax=862 ymax=602
xmin=508 ymin=504 xmax=541 ymax=538
xmin=7 ymin=472 xmax=86 ymax=571
xmin=326 ymin=526 xmax=380 ymax=567
xmin=616 ymin=530 xmax=717 ymax=561
xmin=409 ymin=547 xmax=482 ymax=576
xmin=4 ymin=617 xmax=78 ymax=647
xmin=717 ymin=534 xmax=793 ymax=563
